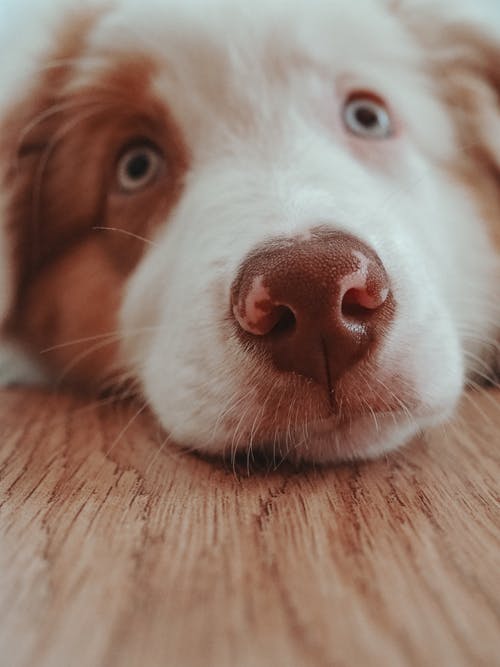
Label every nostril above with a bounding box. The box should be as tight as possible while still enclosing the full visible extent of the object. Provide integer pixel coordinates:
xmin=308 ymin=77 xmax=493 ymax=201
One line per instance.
xmin=342 ymin=300 xmax=373 ymax=321
xmin=268 ymin=305 xmax=296 ymax=338
xmin=232 ymin=293 xmax=297 ymax=337
xmin=341 ymin=287 xmax=388 ymax=321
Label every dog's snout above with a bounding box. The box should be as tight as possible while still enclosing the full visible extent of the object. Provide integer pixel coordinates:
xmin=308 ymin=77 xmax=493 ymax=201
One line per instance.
xmin=231 ymin=229 xmax=395 ymax=389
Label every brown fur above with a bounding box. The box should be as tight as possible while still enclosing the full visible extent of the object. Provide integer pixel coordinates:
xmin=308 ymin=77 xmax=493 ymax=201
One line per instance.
xmin=441 ymin=31 xmax=500 ymax=251
xmin=0 ymin=13 xmax=189 ymax=390
xmin=407 ymin=17 xmax=500 ymax=251
xmin=421 ymin=23 xmax=500 ymax=377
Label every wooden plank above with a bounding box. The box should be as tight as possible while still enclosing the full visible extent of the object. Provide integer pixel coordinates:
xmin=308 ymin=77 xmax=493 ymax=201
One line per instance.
xmin=0 ymin=388 xmax=499 ymax=667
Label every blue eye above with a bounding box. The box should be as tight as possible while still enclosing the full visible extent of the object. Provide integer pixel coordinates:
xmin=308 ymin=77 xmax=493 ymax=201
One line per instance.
xmin=343 ymin=94 xmax=393 ymax=139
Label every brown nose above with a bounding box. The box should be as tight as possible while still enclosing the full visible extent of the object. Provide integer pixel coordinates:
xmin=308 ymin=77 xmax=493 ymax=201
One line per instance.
xmin=231 ymin=228 xmax=395 ymax=390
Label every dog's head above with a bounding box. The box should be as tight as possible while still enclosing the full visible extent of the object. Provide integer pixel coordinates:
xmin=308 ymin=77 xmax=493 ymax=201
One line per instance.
xmin=1 ymin=0 xmax=499 ymax=462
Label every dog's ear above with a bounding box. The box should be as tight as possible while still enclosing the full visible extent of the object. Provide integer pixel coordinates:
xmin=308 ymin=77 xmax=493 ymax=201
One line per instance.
xmin=403 ymin=8 xmax=500 ymax=376
xmin=404 ymin=8 xmax=500 ymax=243
xmin=399 ymin=5 xmax=500 ymax=169
xmin=0 ymin=230 xmax=12 ymax=330
xmin=443 ymin=27 xmax=500 ymax=377
xmin=439 ymin=27 xmax=500 ymax=179
xmin=440 ymin=26 xmax=500 ymax=379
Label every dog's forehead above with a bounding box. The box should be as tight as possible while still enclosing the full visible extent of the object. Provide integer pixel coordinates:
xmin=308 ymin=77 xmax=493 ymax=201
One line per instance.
xmin=88 ymin=0 xmax=419 ymax=69
xmin=69 ymin=0 xmax=424 ymax=151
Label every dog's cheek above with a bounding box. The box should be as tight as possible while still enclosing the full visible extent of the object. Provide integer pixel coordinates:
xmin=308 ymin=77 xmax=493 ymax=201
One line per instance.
xmin=118 ymin=217 xmax=251 ymax=448
xmin=138 ymin=309 xmax=243 ymax=450
xmin=16 ymin=238 xmax=126 ymax=389
xmin=0 ymin=193 xmax=13 ymax=328
xmin=379 ymin=252 xmax=465 ymax=413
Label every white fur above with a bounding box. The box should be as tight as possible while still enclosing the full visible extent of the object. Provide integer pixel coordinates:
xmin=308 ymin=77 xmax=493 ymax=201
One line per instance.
xmin=0 ymin=341 xmax=46 ymax=387
xmin=0 ymin=0 xmax=499 ymax=462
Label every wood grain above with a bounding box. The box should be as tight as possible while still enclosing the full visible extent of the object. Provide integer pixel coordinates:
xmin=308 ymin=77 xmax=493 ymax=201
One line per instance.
xmin=0 ymin=388 xmax=499 ymax=667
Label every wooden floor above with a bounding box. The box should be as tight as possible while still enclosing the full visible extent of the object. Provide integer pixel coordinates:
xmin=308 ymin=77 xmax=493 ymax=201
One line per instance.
xmin=0 ymin=388 xmax=499 ymax=667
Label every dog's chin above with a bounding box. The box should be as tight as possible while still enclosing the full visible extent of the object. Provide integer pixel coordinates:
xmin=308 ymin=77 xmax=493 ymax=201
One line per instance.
xmin=269 ymin=412 xmax=440 ymax=465
xmin=141 ymin=343 xmax=464 ymax=465
xmin=228 ymin=411 xmax=449 ymax=465
xmin=151 ymin=397 xmax=456 ymax=466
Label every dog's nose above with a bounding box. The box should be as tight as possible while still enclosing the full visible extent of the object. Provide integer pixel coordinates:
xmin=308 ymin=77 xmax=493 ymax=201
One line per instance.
xmin=231 ymin=228 xmax=395 ymax=389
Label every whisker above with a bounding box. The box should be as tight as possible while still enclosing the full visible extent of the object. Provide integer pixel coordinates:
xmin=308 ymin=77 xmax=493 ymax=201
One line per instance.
xmin=245 ymin=376 xmax=279 ymax=474
xmin=16 ymin=97 xmax=112 ymax=158
xmin=212 ymin=386 xmax=254 ymax=448
xmin=103 ymin=401 xmax=149 ymax=459
xmin=29 ymin=103 xmax=114 ymax=263
xmin=55 ymin=337 xmax=122 ymax=387
xmin=41 ymin=332 xmax=121 ymax=354
xmin=39 ymin=325 xmax=169 ymax=353
xmin=92 ymin=226 xmax=158 ymax=247
xmin=144 ymin=431 xmax=175 ymax=475
xmin=461 ymin=388 xmax=498 ymax=429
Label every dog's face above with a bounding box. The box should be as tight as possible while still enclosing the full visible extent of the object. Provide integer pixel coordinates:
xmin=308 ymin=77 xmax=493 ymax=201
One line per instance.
xmin=0 ymin=0 xmax=499 ymax=463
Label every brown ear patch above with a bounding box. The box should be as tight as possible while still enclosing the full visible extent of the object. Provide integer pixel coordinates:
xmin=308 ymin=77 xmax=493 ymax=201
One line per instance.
xmin=441 ymin=30 xmax=500 ymax=251
xmin=0 ymin=11 xmax=189 ymax=390
xmin=414 ymin=22 xmax=500 ymax=251
xmin=427 ymin=25 xmax=500 ymax=373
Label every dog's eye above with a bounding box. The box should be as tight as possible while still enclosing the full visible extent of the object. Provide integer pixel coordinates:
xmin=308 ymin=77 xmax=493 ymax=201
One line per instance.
xmin=343 ymin=93 xmax=393 ymax=139
xmin=117 ymin=144 xmax=164 ymax=192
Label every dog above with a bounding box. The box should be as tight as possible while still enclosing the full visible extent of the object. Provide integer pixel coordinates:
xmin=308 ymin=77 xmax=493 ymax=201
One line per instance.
xmin=0 ymin=0 xmax=498 ymax=463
